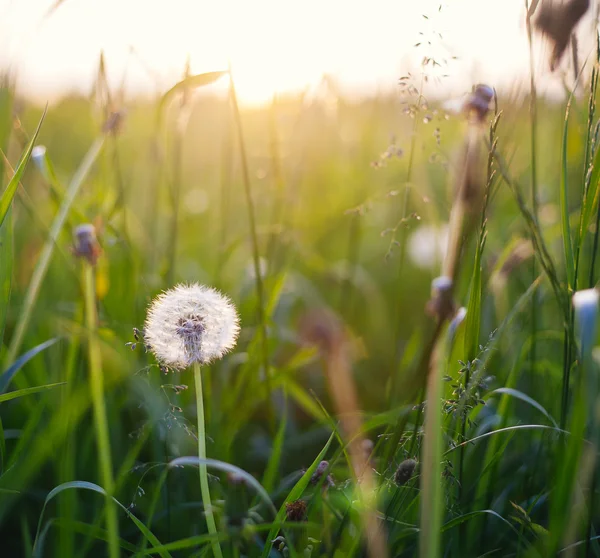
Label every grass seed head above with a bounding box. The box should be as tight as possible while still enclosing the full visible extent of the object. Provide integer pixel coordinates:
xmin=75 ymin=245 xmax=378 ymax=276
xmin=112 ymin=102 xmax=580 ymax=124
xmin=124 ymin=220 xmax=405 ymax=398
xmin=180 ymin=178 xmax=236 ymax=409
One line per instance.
xmin=144 ymin=283 xmax=240 ymax=370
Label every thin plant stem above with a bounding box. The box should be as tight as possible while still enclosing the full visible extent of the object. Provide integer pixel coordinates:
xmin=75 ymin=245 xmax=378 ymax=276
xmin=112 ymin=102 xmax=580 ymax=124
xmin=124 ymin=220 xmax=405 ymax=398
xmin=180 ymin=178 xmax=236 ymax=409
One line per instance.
xmin=193 ymin=362 xmax=223 ymax=558
xmin=165 ymin=61 xmax=190 ymax=285
xmin=228 ymin=68 xmax=274 ymax=429
xmin=526 ymin=0 xmax=539 ymax=400
xmin=83 ymin=263 xmax=119 ymax=558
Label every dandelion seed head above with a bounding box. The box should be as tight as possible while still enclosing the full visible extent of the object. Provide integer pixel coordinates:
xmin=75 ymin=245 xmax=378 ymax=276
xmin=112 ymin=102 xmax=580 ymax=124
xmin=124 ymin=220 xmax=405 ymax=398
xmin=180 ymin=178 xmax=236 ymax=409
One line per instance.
xmin=144 ymin=283 xmax=240 ymax=370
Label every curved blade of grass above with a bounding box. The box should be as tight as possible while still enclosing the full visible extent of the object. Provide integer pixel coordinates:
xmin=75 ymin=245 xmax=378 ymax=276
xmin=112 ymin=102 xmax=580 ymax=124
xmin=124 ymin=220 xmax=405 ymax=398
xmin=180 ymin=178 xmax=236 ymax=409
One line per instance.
xmin=5 ymin=136 xmax=105 ymax=369
xmin=464 ymin=227 xmax=486 ymax=361
xmin=0 ymin=107 xmax=45 ymax=228
xmin=0 ymin=338 xmax=59 ymax=394
xmin=420 ymin=309 xmax=465 ymax=558
xmin=0 ymin=206 xmax=12 ymax=348
xmin=442 ymin=509 xmax=519 ymax=535
xmin=443 ymin=424 xmax=572 ymax=456
xmin=157 ymin=71 xmax=227 ymax=125
xmin=261 ymin=431 xmax=335 ymax=558
xmin=261 ymin=394 xmax=287 ymax=494
xmin=561 ymin=93 xmax=576 ymax=288
xmin=0 ymin=382 xmax=64 ymax=404
xmin=489 ymin=387 xmax=558 ymax=427
xmin=169 ymin=456 xmax=276 ymax=517
xmin=32 ymin=480 xmax=170 ymax=558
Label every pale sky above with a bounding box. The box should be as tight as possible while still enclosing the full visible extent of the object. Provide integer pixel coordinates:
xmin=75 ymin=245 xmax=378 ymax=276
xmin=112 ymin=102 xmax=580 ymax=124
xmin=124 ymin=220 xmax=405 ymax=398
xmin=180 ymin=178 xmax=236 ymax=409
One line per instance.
xmin=0 ymin=0 xmax=597 ymax=104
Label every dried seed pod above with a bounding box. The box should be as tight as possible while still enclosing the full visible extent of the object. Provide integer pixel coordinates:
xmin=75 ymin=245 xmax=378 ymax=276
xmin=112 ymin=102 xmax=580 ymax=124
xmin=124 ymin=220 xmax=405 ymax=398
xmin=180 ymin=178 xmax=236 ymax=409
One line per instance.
xmin=285 ymin=499 xmax=307 ymax=522
xmin=394 ymin=459 xmax=418 ymax=486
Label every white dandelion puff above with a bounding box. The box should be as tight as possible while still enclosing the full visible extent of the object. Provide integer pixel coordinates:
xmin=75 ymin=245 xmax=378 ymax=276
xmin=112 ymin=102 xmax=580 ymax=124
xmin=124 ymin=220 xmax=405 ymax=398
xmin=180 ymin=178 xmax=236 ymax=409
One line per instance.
xmin=144 ymin=283 xmax=240 ymax=370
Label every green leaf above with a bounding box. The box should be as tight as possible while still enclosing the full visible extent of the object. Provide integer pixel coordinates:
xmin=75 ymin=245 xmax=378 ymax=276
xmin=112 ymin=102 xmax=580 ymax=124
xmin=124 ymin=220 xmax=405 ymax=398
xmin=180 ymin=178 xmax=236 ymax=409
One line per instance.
xmin=0 ymin=107 xmax=46 ymax=228
xmin=0 ymin=205 xmax=13 ymax=348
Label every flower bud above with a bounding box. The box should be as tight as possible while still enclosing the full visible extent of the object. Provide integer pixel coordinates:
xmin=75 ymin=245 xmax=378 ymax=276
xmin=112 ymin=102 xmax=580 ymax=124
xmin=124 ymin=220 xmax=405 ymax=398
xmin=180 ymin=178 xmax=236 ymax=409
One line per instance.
xmin=73 ymin=224 xmax=101 ymax=266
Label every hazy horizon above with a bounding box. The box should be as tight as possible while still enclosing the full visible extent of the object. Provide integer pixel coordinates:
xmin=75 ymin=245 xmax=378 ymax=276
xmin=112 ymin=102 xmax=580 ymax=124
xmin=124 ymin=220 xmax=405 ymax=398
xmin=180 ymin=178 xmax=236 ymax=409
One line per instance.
xmin=1 ymin=0 xmax=598 ymax=105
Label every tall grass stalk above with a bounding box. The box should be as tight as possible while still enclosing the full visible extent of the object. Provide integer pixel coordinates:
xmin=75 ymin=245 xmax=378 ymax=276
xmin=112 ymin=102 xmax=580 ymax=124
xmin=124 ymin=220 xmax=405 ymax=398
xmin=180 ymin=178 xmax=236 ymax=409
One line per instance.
xmin=5 ymin=136 xmax=105 ymax=369
xmin=165 ymin=60 xmax=190 ymax=285
xmin=216 ymin=89 xmax=234 ymax=283
xmin=420 ymin=307 xmax=465 ymax=558
xmin=228 ymin=68 xmax=273 ymax=427
xmin=526 ymin=0 xmax=540 ymax=392
xmin=82 ymin=262 xmax=119 ymax=558
xmin=193 ymin=362 xmax=223 ymax=558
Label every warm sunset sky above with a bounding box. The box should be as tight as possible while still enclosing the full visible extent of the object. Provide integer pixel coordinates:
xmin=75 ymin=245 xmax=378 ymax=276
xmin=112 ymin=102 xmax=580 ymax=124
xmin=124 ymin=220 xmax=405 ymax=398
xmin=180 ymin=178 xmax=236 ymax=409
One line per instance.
xmin=0 ymin=0 xmax=597 ymax=104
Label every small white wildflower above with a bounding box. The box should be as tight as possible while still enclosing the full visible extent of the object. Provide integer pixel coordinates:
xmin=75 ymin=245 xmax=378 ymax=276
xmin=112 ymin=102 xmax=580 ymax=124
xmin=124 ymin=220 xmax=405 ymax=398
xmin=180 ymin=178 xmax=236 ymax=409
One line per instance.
xmin=408 ymin=225 xmax=448 ymax=270
xmin=573 ymin=288 xmax=599 ymax=354
xmin=31 ymin=145 xmax=47 ymax=169
xmin=144 ymin=283 xmax=240 ymax=370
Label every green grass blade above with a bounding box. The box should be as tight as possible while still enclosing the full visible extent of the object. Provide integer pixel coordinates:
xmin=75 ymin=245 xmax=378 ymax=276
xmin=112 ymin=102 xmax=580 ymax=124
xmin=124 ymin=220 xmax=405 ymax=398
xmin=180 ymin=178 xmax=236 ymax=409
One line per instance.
xmin=0 ymin=108 xmax=46 ymax=228
xmin=158 ymin=71 xmax=227 ymax=120
xmin=464 ymin=229 xmax=485 ymax=361
xmin=168 ymin=456 xmax=276 ymax=517
xmin=32 ymin=480 xmax=171 ymax=558
xmin=0 ymin=205 xmax=13 ymax=347
xmin=560 ymin=96 xmax=576 ymax=288
xmin=0 ymin=382 xmax=65 ymax=404
xmin=420 ymin=309 xmax=465 ymax=558
xmin=0 ymin=338 xmax=59 ymax=393
xmin=5 ymin=136 xmax=105 ymax=368
xmin=261 ymin=431 xmax=335 ymax=558
xmin=442 ymin=509 xmax=519 ymax=535
xmin=489 ymin=387 xmax=558 ymax=427
xmin=261 ymin=395 xmax=288 ymax=494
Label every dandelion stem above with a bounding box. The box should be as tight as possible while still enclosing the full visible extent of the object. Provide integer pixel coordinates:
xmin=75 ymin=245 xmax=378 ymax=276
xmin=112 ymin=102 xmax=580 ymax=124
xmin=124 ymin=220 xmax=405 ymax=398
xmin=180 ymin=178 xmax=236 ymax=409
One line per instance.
xmin=83 ymin=263 xmax=119 ymax=558
xmin=193 ymin=362 xmax=223 ymax=558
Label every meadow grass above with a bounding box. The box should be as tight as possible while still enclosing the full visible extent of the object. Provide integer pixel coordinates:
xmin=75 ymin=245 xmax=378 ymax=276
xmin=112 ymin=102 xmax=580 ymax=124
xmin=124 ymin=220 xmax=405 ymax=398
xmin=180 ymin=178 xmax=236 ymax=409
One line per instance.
xmin=3 ymin=20 xmax=600 ymax=556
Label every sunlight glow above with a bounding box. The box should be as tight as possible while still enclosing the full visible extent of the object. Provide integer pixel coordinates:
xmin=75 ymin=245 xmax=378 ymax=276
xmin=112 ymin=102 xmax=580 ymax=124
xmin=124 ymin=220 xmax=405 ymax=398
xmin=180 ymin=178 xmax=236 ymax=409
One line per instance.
xmin=0 ymin=0 xmax=596 ymax=104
